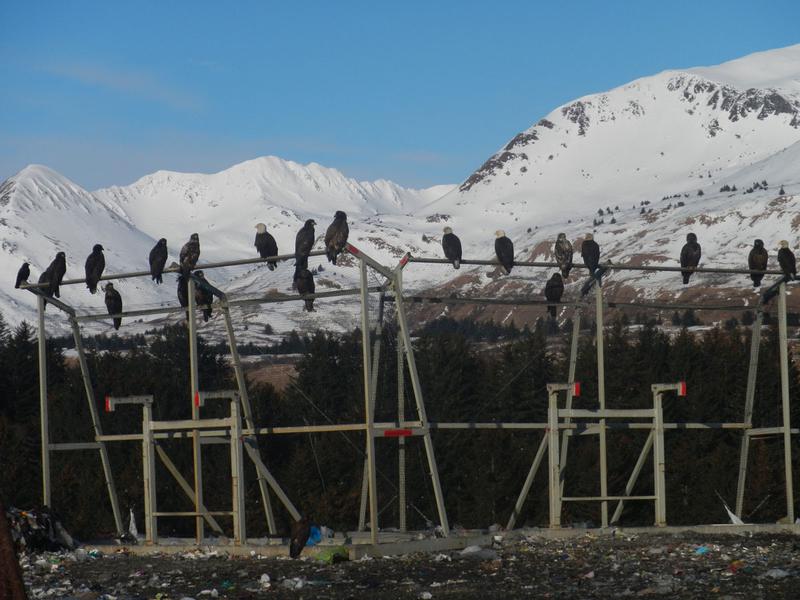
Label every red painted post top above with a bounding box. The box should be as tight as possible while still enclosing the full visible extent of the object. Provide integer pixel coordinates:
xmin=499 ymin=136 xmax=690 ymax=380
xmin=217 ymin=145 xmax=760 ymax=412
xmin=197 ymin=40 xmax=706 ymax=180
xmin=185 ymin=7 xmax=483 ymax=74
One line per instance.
xmin=383 ymin=428 xmax=412 ymax=438
xmin=573 ymin=382 xmax=581 ymax=397
xmin=399 ymin=253 xmax=410 ymax=267
xmin=678 ymin=381 xmax=687 ymax=397
xmin=346 ymin=243 xmax=360 ymax=256
xmin=104 ymin=396 xmax=111 ymax=412
xmin=194 ymin=391 xmax=200 ymax=407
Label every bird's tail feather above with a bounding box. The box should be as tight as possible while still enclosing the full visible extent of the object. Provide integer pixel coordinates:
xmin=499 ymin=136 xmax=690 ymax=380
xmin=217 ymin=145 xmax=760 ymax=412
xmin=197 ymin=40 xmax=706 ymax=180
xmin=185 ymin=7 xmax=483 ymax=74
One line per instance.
xmin=453 ymin=260 xmax=460 ymax=270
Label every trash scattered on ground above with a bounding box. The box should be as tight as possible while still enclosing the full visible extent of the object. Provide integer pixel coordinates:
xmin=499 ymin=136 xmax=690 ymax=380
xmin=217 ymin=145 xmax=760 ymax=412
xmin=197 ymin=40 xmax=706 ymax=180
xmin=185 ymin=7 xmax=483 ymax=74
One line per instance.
xmin=5 ymin=506 xmax=76 ymax=553
xmin=315 ymin=545 xmax=349 ymax=564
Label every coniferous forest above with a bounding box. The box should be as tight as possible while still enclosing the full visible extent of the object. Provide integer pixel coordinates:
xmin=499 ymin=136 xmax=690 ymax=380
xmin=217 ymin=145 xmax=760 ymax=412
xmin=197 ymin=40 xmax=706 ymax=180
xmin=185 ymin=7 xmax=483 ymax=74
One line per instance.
xmin=0 ymin=311 xmax=798 ymax=540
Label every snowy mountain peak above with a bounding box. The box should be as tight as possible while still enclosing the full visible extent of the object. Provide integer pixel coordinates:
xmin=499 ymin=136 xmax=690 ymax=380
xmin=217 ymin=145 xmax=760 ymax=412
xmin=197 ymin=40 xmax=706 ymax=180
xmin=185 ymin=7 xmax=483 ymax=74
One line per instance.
xmin=685 ymin=43 xmax=800 ymax=92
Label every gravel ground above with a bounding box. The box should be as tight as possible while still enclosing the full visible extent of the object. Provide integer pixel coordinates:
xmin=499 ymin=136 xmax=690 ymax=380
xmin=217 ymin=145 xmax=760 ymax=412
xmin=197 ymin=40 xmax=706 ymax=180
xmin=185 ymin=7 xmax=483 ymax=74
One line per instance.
xmin=20 ymin=533 xmax=800 ymax=599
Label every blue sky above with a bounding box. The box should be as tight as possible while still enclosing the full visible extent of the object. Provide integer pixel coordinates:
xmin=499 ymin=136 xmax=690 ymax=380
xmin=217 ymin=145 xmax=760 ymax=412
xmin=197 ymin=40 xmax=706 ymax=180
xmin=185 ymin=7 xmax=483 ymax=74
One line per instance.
xmin=1 ymin=1 xmax=798 ymax=190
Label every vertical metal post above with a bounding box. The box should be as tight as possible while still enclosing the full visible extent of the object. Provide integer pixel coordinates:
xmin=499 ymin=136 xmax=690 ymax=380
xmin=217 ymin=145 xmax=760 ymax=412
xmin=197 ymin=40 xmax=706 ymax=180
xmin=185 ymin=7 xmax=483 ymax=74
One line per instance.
xmin=397 ymin=331 xmax=407 ymax=532
xmin=778 ymin=283 xmax=795 ymax=522
xmin=610 ymin=431 xmax=655 ymax=524
xmin=187 ymin=283 xmax=204 ymax=543
xmin=735 ymin=310 xmax=763 ymax=517
xmin=142 ymin=401 xmax=157 ymax=544
xmin=652 ymin=391 xmax=666 ymax=526
xmin=359 ymin=298 xmax=384 ymax=531
xmin=70 ymin=318 xmax=124 ymax=534
xmin=595 ymin=283 xmax=609 ymax=527
xmin=230 ymin=397 xmax=246 ymax=545
xmin=394 ymin=268 xmax=450 ymax=535
xmin=360 ymin=258 xmax=379 ymax=543
xmin=559 ymin=308 xmax=582 ymax=496
xmin=547 ymin=388 xmax=561 ymax=528
xmin=221 ymin=304 xmax=276 ymax=534
xmin=37 ymin=296 xmax=51 ymax=508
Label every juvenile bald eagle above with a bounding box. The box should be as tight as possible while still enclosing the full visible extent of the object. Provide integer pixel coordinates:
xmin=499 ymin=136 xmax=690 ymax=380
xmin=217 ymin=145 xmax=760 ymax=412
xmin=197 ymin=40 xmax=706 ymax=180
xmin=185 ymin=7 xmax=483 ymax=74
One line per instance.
xmin=295 ymin=268 xmax=316 ymax=312
xmin=149 ymin=238 xmax=168 ymax=284
xmin=554 ymin=233 xmax=573 ymax=279
xmin=38 ymin=252 xmax=67 ymax=300
xmin=177 ymin=274 xmax=189 ymax=308
xmin=179 ymin=233 xmax=200 ymax=275
xmin=15 ymin=262 xmax=30 ymax=289
xmin=295 ymin=219 xmax=316 ymax=278
xmin=442 ymin=227 xmax=462 ymax=269
xmin=324 ymin=211 xmax=349 ymax=265
xmin=581 ymin=234 xmax=600 ymax=277
xmin=748 ymin=239 xmax=768 ymax=287
xmin=289 ymin=516 xmax=311 ymax=559
xmin=104 ymin=283 xmax=123 ymax=330
xmin=254 ymin=223 xmax=279 ymax=270
xmin=778 ymin=240 xmax=796 ymax=280
xmin=545 ymin=272 xmax=564 ymax=317
xmin=680 ymin=232 xmax=701 ymax=284
xmin=494 ymin=230 xmax=514 ymax=274
xmin=85 ymin=244 xmax=105 ymax=294
xmin=194 ymin=271 xmax=213 ymax=322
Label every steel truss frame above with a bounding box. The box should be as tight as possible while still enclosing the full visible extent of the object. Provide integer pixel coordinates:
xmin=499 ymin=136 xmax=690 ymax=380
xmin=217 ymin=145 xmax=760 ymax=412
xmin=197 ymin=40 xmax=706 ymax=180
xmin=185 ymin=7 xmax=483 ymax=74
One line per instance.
xmin=20 ymin=249 xmax=796 ymax=543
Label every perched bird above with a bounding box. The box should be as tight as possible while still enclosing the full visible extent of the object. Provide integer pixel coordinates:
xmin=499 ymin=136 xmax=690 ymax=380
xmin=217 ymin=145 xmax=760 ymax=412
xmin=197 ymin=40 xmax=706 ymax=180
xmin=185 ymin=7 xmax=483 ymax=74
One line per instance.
xmin=40 ymin=252 xmax=67 ymax=298
xmin=179 ymin=233 xmax=200 ymax=275
xmin=324 ymin=211 xmax=349 ymax=265
xmin=778 ymin=240 xmax=797 ymax=280
xmin=554 ymin=233 xmax=574 ymax=279
xmin=494 ymin=230 xmax=514 ymax=274
xmin=149 ymin=238 xmax=168 ymax=284
xmin=295 ymin=219 xmax=316 ymax=277
xmin=194 ymin=271 xmax=213 ymax=322
xmin=295 ymin=268 xmax=316 ymax=312
xmin=748 ymin=239 xmax=768 ymax=287
xmin=254 ymin=223 xmax=279 ymax=270
xmin=177 ymin=274 xmax=189 ymax=308
xmin=15 ymin=262 xmax=30 ymax=288
xmin=544 ymin=272 xmax=565 ymax=317
xmin=441 ymin=227 xmax=462 ymax=269
xmin=680 ymin=232 xmax=701 ymax=285
xmin=581 ymin=234 xmax=600 ymax=277
xmin=84 ymin=244 xmax=105 ymax=294
xmin=289 ymin=516 xmax=311 ymax=559
xmin=104 ymin=283 xmax=123 ymax=330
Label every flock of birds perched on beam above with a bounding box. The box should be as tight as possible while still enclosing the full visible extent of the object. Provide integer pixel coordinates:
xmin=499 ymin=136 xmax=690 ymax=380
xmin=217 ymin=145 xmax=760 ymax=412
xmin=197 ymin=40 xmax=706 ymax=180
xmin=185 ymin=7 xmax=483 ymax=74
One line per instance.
xmin=13 ymin=212 xmax=799 ymax=330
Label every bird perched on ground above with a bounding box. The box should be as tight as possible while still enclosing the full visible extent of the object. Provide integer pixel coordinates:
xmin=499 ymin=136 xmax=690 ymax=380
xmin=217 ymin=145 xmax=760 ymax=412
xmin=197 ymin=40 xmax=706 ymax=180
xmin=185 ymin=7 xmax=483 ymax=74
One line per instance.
xmin=554 ymin=233 xmax=573 ymax=279
xmin=177 ymin=274 xmax=189 ymax=308
xmin=494 ymin=230 xmax=514 ymax=274
xmin=104 ymin=283 xmax=123 ymax=330
xmin=295 ymin=219 xmax=316 ymax=277
xmin=84 ymin=244 xmax=105 ymax=294
xmin=680 ymin=233 xmax=701 ymax=284
xmin=324 ymin=211 xmax=349 ymax=265
xmin=545 ymin=272 xmax=565 ymax=318
xmin=289 ymin=516 xmax=311 ymax=559
xmin=748 ymin=239 xmax=768 ymax=287
xmin=194 ymin=271 xmax=213 ymax=322
xmin=254 ymin=223 xmax=279 ymax=270
xmin=295 ymin=268 xmax=316 ymax=312
xmin=179 ymin=233 xmax=200 ymax=275
xmin=40 ymin=252 xmax=67 ymax=298
xmin=442 ymin=227 xmax=462 ymax=269
xmin=778 ymin=240 xmax=796 ymax=280
xmin=581 ymin=234 xmax=600 ymax=277
xmin=15 ymin=262 xmax=30 ymax=289
xmin=149 ymin=238 xmax=168 ymax=284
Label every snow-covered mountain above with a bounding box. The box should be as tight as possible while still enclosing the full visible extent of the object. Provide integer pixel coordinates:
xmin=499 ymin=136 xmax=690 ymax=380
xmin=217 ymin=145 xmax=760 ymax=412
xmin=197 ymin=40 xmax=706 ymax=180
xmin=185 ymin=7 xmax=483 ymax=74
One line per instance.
xmin=4 ymin=44 xmax=800 ymax=336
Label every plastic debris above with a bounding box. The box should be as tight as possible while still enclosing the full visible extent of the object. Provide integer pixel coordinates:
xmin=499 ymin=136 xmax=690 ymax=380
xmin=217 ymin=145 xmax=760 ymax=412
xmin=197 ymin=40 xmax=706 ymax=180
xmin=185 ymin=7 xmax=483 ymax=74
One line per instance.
xmin=694 ymin=545 xmax=710 ymax=555
xmin=282 ymin=576 xmax=306 ymax=590
xmin=5 ymin=506 xmax=76 ymax=553
xmin=306 ymin=525 xmax=322 ymax=546
xmin=459 ymin=545 xmax=499 ymax=560
xmin=765 ymin=568 xmax=790 ymax=579
xmin=419 ymin=592 xmax=433 ymax=599
xmin=259 ymin=573 xmax=271 ymax=589
xmin=315 ymin=545 xmax=349 ymax=564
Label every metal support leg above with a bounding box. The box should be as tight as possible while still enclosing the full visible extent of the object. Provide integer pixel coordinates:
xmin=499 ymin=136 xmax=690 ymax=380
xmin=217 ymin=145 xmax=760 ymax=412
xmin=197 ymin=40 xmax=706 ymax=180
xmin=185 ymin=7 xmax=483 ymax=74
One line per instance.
xmin=142 ymin=402 xmax=157 ymax=543
xmin=611 ymin=431 xmax=654 ymax=524
xmin=70 ymin=318 xmax=124 ymax=534
xmin=507 ymin=434 xmax=548 ymax=530
xmin=187 ymin=286 xmax=204 ymax=543
xmin=359 ymin=313 xmax=383 ymax=532
xmin=558 ymin=309 xmax=582 ymax=499
xmin=653 ymin=393 xmax=666 ymax=526
xmin=397 ymin=332 xmax=407 ymax=532
xmin=735 ymin=310 xmax=763 ymax=517
xmin=37 ymin=296 xmax=51 ymax=508
xmin=778 ymin=283 xmax=795 ymax=522
xmin=221 ymin=304 xmax=276 ymax=534
xmin=595 ymin=284 xmax=608 ymax=527
xmin=360 ymin=258 xmax=380 ymax=543
xmin=394 ymin=269 xmax=450 ymax=535
xmin=230 ymin=399 xmax=246 ymax=544
xmin=547 ymin=389 xmax=561 ymax=528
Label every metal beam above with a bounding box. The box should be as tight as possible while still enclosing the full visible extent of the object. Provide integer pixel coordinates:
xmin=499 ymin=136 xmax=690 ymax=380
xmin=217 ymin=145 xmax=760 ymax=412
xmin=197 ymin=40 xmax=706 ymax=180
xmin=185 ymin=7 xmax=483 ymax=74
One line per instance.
xmin=596 ymin=283 xmax=609 ymax=528
xmin=611 ymin=431 xmax=655 ymax=524
xmin=735 ymin=310 xmax=763 ymax=517
xmin=37 ymin=296 xmax=51 ymax=508
xmin=186 ymin=286 xmax=204 ymax=543
xmin=242 ymin=439 xmax=302 ymax=522
xmin=778 ymin=282 xmax=795 ymax=523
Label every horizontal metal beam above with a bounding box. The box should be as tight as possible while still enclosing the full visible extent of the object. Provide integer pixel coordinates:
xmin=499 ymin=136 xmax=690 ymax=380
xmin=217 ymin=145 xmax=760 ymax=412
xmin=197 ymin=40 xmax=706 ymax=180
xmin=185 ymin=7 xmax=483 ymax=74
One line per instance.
xmin=49 ymin=442 xmax=101 ymax=451
xmin=150 ymin=418 xmax=232 ymax=431
xmin=561 ymin=495 xmax=657 ymax=502
xmin=558 ymin=409 xmax=656 ymax=419
xmin=747 ymin=426 xmax=800 ymax=437
xmin=152 ymin=511 xmax=234 ymax=517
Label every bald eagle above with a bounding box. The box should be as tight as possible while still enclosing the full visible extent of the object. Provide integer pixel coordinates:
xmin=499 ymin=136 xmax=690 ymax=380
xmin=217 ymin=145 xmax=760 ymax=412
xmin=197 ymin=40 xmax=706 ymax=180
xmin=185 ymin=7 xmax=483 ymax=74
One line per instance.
xmin=295 ymin=268 xmax=316 ymax=312
xmin=149 ymin=238 xmax=168 ymax=284
xmin=42 ymin=252 xmax=67 ymax=298
xmin=85 ymin=244 xmax=105 ymax=294
xmin=442 ymin=227 xmax=462 ymax=269
xmin=177 ymin=274 xmax=189 ymax=308
xmin=554 ymin=233 xmax=573 ymax=279
xmin=581 ymin=234 xmax=600 ymax=277
xmin=254 ymin=223 xmax=279 ymax=270
xmin=15 ymin=262 xmax=30 ymax=289
xmin=104 ymin=283 xmax=123 ymax=330
xmin=179 ymin=233 xmax=200 ymax=275
xmin=545 ymin=272 xmax=564 ymax=317
xmin=778 ymin=241 xmax=796 ymax=280
xmin=494 ymin=231 xmax=514 ymax=274
xmin=289 ymin=516 xmax=311 ymax=559
xmin=295 ymin=219 xmax=316 ymax=280
xmin=680 ymin=233 xmax=701 ymax=284
xmin=194 ymin=271 xmax=213 ymax=322
xmin=748 ymin=239 xmax=768 ymax=287
xmin=324 ymin=211 xmax=349 ymax=265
